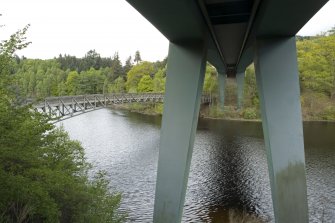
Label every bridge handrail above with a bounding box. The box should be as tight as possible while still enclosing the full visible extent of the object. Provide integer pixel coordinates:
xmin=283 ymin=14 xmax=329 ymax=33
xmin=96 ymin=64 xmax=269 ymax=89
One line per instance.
xmin=31 ymin=92 xmax=212 ymax=107
xmin=31 ymin=93 xmax=164 ymax=101
xmin=32 ymin=93 xmax=213 ymax=121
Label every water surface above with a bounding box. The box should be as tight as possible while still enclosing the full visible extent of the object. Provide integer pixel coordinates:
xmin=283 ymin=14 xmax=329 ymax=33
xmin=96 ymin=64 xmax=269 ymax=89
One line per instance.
xmin=60 ymin=109 xmax=335 ymax=222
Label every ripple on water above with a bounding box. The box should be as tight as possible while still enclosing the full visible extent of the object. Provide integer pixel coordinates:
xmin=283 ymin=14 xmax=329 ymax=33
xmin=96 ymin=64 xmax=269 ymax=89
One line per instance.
xmin=60 ymin=109 xmax=335 ymax=222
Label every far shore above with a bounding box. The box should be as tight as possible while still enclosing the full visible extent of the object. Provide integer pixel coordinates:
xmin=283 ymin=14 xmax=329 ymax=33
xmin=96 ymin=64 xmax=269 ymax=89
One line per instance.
xmin=108 ymin=104 xmax=335 ymax=123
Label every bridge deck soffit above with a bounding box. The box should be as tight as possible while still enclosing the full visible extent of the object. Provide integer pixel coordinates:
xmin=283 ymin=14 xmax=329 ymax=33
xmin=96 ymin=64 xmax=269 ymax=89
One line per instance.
xmin=126 ymin=0 xmax=329 ymax=75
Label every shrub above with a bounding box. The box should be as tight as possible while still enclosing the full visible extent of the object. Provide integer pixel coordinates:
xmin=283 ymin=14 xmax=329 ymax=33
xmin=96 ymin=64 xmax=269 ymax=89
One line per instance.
xmin=243 ymin=107 xmax=258 ymax=119
xmin=321 ymin=106 xmax=335 ymax=120
xmin=0 ymin=98 xmax=125 ymax=222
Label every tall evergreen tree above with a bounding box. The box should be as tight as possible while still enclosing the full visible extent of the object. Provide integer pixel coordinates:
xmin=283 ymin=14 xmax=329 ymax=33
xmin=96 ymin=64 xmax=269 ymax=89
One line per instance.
xmin=111 ymin=52 xmax=123 ymax=80
xmin=123 ymin=56 xmax=133 ymax=76
xmin=134 ymin=50 xmax=142 ymax=64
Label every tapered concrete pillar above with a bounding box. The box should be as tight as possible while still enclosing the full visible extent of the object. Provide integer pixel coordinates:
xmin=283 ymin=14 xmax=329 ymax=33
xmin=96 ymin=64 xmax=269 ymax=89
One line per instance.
xmin=154 ymin=40 xmax=207 ymax=223
xmin=236 ymin=72 xmax=245 ymax=110
xmin=254 ymin=37 xmax=308 ymax=223
xmin=218 ymin=72 xmax=226 ymax=110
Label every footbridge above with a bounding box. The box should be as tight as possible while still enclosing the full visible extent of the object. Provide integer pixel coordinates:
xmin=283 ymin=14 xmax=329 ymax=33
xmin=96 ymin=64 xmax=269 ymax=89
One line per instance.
xmin=33 ymin=93 xmax=211 ymax=120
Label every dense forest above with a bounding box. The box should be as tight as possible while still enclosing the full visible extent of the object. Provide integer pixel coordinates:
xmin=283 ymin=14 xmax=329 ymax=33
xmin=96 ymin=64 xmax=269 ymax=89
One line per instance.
xmin=8 ymin=28 xmax=335 ymax=121
xmin=11 ymin=49 xmax=167 ymax=99
xmin=239 ymin=29 xmax=335 ymax=120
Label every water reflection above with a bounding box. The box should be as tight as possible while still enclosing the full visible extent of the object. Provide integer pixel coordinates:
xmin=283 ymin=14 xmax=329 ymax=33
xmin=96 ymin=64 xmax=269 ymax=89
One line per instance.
xmin=60 ymin=109 xmax=335 ymax=222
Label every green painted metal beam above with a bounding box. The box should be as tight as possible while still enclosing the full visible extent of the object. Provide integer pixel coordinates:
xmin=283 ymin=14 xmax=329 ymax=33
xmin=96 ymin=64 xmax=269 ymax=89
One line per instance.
xmin=254 ymin=37 xmax=308 ymax=222
xmin=237 ymin=46 xmax=253 ymax=73
xmin=125 ymin=0 xmax=226 ymax=73
xmin=125 ymin=0 xmax=205 ymax=42
xmin=236 ymin=72 xmax=245 ymax=110
xmin=245 ymin=0 xmax=329 ymax=48
xmin=154 ymin=38 xmax=208 ymax=223
xmin=218 ymin=72 xmax=226 ymax=110
xmin=207 ymin=40 xmax=226 ymax=73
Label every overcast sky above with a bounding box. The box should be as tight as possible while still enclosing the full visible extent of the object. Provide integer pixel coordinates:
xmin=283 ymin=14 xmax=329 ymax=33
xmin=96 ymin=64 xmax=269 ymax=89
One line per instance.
xmin=1 ymin=0 xmax=334 ymax=63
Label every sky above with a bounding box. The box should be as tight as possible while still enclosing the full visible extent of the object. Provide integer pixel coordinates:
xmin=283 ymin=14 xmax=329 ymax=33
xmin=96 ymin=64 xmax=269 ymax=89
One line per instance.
xmin=0 ymin=0 xmax=334 ymax=63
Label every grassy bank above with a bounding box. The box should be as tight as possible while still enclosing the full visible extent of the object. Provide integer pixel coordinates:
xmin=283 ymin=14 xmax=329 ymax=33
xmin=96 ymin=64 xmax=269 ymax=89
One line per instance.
xmin=110 ymin=102 xmax=164 ymax=116
xmin=110 ymin=101 xmax=335 ymax=122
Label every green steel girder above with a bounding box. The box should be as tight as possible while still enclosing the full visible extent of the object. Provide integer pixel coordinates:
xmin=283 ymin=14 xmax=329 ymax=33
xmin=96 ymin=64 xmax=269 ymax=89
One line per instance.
xmin=125 ymin=0 xmax=329 ymax=74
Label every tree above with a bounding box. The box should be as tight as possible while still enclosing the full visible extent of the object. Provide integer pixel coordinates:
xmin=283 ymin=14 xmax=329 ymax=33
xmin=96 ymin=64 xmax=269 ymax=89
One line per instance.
xmin=297 ymin=34 xmax=335 ymax=97
xmin=125 ymin=61 xmax=155 ymax=93
xmin=153 ymin=68 xmax=166 ymax=92
xmin=110 ymin=52 xmax=123 ymax=80
xmin=66 ymin=71 xmax=80 ymax=95
xmin=137 ymin=75 xmax=154 ymax=92
xmin=203 ymin=64 xmax=218 ymax=95
xmin=0 ymin=26 xmax=125 ymax=223
xmin=134 ymin=50 xmax=142 ymax=64
xmin=108 ymin=76 xmax=126 ymax=93
xmin=0 ymin=24 xmax=31 ymax=100
xmin=78 ymin=68 xmax=104 ymax=94
xmin=80 ymin=49 xmax=102 ymax=72
xmin=123 ymin=56 xmax=133 ymax=76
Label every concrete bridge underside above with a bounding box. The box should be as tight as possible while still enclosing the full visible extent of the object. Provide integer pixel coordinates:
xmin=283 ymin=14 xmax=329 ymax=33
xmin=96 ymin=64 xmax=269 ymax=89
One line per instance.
xmin=124 ymin=0 xmax=329 ymax=222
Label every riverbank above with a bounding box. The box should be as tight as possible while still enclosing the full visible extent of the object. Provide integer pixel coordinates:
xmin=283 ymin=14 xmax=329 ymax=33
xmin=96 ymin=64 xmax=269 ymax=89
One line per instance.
xmin=109 ymin=102 xmax=335 ymax=122
xmin=109 ymin=103 xmax=163 ymax=116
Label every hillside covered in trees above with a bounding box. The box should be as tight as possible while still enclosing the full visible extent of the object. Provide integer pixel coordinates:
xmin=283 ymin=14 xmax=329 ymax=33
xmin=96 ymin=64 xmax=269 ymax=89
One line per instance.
xmin=9 ymin=28 xmax=335 ymax=120
xmin=11 ymin=49 xmax=167 ymax=99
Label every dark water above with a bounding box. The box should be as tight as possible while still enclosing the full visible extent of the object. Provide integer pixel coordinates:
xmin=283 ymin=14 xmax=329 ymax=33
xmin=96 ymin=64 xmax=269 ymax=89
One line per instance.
xmin=59 ymin=109 xmax=335 ymax=222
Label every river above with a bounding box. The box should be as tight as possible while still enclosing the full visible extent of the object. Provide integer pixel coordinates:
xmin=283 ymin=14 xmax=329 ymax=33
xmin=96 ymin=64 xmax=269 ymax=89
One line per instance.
xmin=59 ymin=108 xmax=335 ymax=222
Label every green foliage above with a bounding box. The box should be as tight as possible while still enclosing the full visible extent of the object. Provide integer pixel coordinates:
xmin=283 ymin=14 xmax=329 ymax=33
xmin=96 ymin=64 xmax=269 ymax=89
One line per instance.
xmin=66 ymin=71 xmax=80 ymax=95
xmin=124 ymin=102 xmax=163 ymax=115
xmin=0 ymin=25 xmax=31 ymax=99
xmin=76 ymin=68 xmax=105 ymax=94
xmin=137 ymin=75 xmax=154 ymax=92
xmin=110 ymin=52 xmax=124 ymax=81
xmin=242 ymin=107 xmax=258 ymax=119
xmin=321 ymin=106 xmax=335 ymax=120
xmin=0 ymin=26 xmax=125 ymax=223
xmin=297 ymin=34 xmax=335 ymax=96
xmin=203 ymin=64 xmax=218 ymax=95
xmin=0 ymin=99 xmax=125 ymax=222
xmin=126 ymin=62 xmax=155 ymax=93
xmin=5 ymin=26 xmax=335 ymax=121
xmin=224 ymin=78 xmax=238 ymax=106
xmin=154 ymin=103 xmax=164 ymax=114
xmin=123 ymin=56 xmax=133 ymax=77
xmin=153 ymin=69 xmax=166 ymax=92
xmin=134 ymin=50 xmax=142 ymax=64
xmin=109 ymin=76 xmax=126 ymax=93
xmin=207 ymin=105 xmax=225 ymax=118
xmin=14 ymin=59 xmax=67 ymax=98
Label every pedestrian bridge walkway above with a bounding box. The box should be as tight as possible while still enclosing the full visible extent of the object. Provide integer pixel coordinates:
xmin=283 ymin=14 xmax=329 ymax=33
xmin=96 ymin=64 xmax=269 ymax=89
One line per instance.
xmin=33 ymin=93 xmax=211 ymax=121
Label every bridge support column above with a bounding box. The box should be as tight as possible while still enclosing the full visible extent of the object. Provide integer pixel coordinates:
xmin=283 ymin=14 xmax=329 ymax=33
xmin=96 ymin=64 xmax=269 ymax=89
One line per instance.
xmin=254 ymin=37 xmax=308 ymax=222
xmin=236 ymin=71 xmax=245 ymax=110
xmin=154 ymin=40 xmax=207 ymax=223
xmin=218 ymin=72 xmax=226 ymax=110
